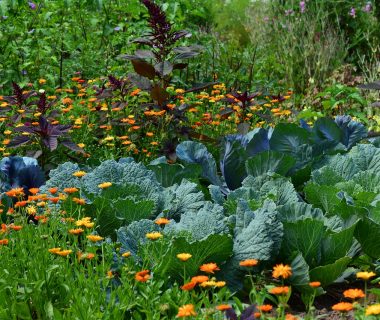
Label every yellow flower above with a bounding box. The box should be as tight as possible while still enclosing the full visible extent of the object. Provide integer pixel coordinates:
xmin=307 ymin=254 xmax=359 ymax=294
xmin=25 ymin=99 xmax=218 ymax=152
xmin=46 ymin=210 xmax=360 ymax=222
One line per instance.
xmin=86 ymin=235 xmax=104 ymax=242
xmin=48 ymin=247 xmax=61 ymax=254
xmin=177 ymin=253 xmax=192 ymax=262
xmin=155 ymin=218 xmax=170 ymax=226
xmin=26 ymin=205 xmax=37 ymax=215
xmin=73 ymin=171 xmax=86 ymax=178
xmin=98 ymin=182 xmax=112 ymax=189
xmin=366 ymin=304 xmax=380 ymax=315
xmin=177 ymin=304 xmax=196 ymax=318
xmin=356 ymin=271 xmax=376 ymax=280
xmin=272 ymin=264 xmax=292 ymax=279
xmin=122 ymin=251 xmax=131 ymax=258
xmin=56 ymin=250 xmax=72 ymax=257
xmin=146 ymin=232 xmax=163 ymax=240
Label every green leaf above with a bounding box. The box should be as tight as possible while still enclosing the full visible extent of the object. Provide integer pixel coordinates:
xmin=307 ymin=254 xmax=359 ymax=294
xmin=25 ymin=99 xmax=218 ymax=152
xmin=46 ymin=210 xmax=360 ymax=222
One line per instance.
xmin=281 ymin=219 xmax=325 ymax=267
xmin=321 ymin=224 xmax=356 ymax=265
xmin=288 ymin=253 xmax=311 ymax=291
xmin=15 ymin=302 xmax=32 ymax=319
xmin=44 ymin=301 xmax=54 ymax=320
xmin=269 ymin=123 xmax=310 ymax=155
xmin=355 ymin=217 xmax=380 ymax=258
xmin=155 ymin=234 xmax=233 ymax=281
xmin=148 ymin=163 xmax=201 ymax=187
xmin=309 ymin=257 xmax=351 ymax=286
xmin=245 ymin=151 xmax=296 ymax=178
xmin=304 ymin=183 xmax=340 ymax=213
xmin=233 ymin=200 xmax=283 ymax=262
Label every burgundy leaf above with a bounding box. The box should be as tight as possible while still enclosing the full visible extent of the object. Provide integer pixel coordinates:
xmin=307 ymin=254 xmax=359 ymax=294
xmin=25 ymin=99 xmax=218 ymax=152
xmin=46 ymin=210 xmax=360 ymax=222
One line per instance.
xmin=7 ymin=136 xmax=31 ymax=148
xmin=132 ymin=60 xmax=156 ymax=80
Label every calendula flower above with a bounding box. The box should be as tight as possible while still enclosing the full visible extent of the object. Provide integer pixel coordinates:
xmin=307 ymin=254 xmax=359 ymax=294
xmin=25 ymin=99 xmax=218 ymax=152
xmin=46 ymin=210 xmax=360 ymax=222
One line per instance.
xmin=272 ymin=264 xmax=292 ymax=279
xmin=309 ymin=281 xmax=321 ymax=288
xmin=155 ymin=217 xmax=170 ymax=226
xmin=343 ymin=288 xmax=365 ymax=300
xmin=10 ymin=225 xmax=22 ymax=231
xmin=29 ymin=188 xmax=39 ymax=194
xmin=357 ymin=271 xmax=376 ymax=280
xmin=49 ymin=187 xmax=58 ymax=194
xmin=98 ymin=182 xmax=112 ymax=189
xmin=177 ymin=253 xmax=192 ymax=262
xmin=63 ymin=187 xmax=78 ymax=194
xmin=216 ymin=305 xmax=232 ymax=311
xmin=73 ymin=197 xmax=86 ymax=205
xmin=331 ymin=302 xmax=353 ymax=312
xmin=76 ymin=217 xmax=94 ymax=228
xmin=135 ymin=270 xmax=150 ymax=282
xmin=86 ymin=235 xmax=104 ymax=242
xmin=200 ymin=263 xmax=220 ymax=274
xmin=146 ymin=232 xmax=163 ymax=240
xmin=177 ymin=304 xmax=196 ymax=318
xmin=5 ymin=187 xmax=24 ymax=197
xmin=285 ymin=314 xmax=298 ymax=320
xmin=239 ymin=259 xmax=259 ymax=267
xmin=48 ymin=247 xmax=61 ymax=254
xmin=73 ymin=171 xmax=86 ymax=178
xmin=269 ymin=286 xmax=290 ymax=295
xmin=181 ymin=282 xmax=196 ymax=291
xmin=56 ymin=250 xmax=72 ymax=257
xmin=122 ymin=251 xmax=131 ymax=258
xmin=191 ymin=275 xmax=209 ymax=284
xmin=0 ymin=239 xmax=9 ymax=245
xmin=258 ymin=305 xmax=273 ymax=312
xmin=69 ymin=228 xmax=84 ymax=235
xmin=366 ymin=304 xmax=380 ymax=315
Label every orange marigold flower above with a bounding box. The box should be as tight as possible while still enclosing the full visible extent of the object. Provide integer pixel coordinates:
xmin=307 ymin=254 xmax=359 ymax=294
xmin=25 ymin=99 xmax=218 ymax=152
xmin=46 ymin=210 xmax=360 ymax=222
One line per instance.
xmin=15 ymin=201 xmax=28 ymax=208
xmin=269 ymin=286 xmax=290 ymax=295
xmin=309 ymin=281 xmax=321 ymax=288
xmin=69 ymin=228 xmax=84 ymax=235
xmin=56 ymin=250 xmax=72 ymax=257
xmin=181 ymin=281 xmax=196 ymax=291
xmin=216 ymin=304 xmax=232 ymax=311
xmin=122 ymin=251 xmax=131 ymax=258
xmin=343 ymin=288 xmax=365 ymax=300
xmin=0 ymin=239 xmax=9 ymax=245
xmin=48 ymin=247 xmax=61 ymax=254
xmin=357 ymin=271 xmax=376 ymax=280
xmin=10 ymin=225 xmax=22 ymax=231
xmin=200 ymin=262 xmax=220 ymax=274
xmin=6 ymin=187 xmax=24 ymax=197
xmin=258 ymin=305 xmax=273 ymax=312
xmin=146 ymin=232 xmax=163 ymax=240
xmin=177 ymin=253 xmax=192 ymax=262
xmin=87 ymin=234 xmax=104 ymax=242
xmin=63 ymin=187 xmax=78 ymax=194
xmin=29 ymin=188 xmax=39 ymax=194
xmin=49 ymin=197 xmax=60 ymax=204
xmin=98 ymin=182 xmax=112 ymax=189
xmin=331 ymin=302 xmax=353 ymax=312
xmin=239 ymin=259 xmax=259 ymax=267
xmin=135 ymin=270 xmax=150 ymax=282
xmin=73 ymin=171 xmax=86 ymax=178
xmin=177 ymin=304 xmax=196 ymax=318
xmin=190 ymin=275 xmax=209 ymax=284
xmin=49 ymin=187 xmax=58 ymax=194
xmin=285 ymin=314 xmax=298 ymax=320
xmin=73 ymin=197 xmax=86 ymax=205
xmin=272 ymin=264 xmax=292 ymax=279
xmin=155 ymin=217 xmax=170 ymax=225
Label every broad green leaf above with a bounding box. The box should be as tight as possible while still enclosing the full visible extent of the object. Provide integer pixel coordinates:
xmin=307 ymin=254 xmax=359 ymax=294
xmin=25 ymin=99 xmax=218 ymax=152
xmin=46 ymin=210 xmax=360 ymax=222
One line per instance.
xmin=321 ymin=224 xmax=356 ymax=265
xmin=148 ymin=163 xmax=202 ymax=187
xmin=245 ymin=151 xmax=296 ymax=178
xmin=355 ymin=217 xmax=380 ymax=258
xmin=281 ymin=219 xmax=325 ymax=267
xmin=309 ymin=257 xmax=351 ymax=286
xmin=304 ymin=183 xmax=340 ymax=214
xmin=269 ymin=123 xmax=310 ymax=155
xmin=155 ymin=234 xmax=233 ymax=281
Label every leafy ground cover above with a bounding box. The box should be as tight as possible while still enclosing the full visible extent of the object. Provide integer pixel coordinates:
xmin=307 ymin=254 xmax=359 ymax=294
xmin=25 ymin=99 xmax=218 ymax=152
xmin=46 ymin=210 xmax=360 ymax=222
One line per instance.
xmin=1 ymin=0 xmax=380 ymax=319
